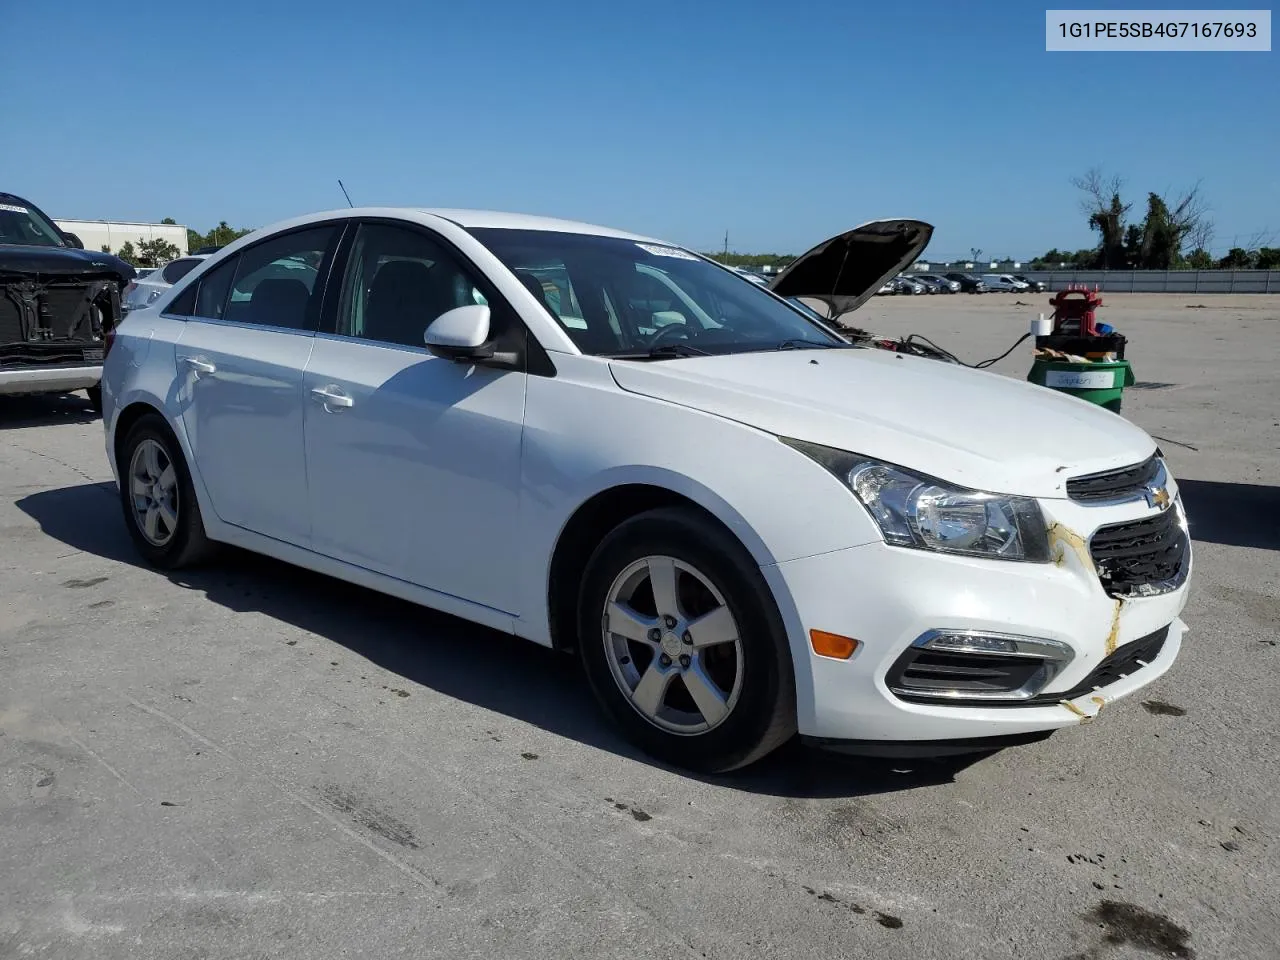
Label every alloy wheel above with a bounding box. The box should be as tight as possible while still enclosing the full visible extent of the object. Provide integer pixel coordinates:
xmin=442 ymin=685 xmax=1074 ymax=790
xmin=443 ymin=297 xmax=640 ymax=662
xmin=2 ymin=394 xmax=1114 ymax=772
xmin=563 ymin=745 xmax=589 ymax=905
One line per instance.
xmin=128 ymin=438 xmax=179 ymax=546
xmin=601 ymin=555 xmax=744 ymax=735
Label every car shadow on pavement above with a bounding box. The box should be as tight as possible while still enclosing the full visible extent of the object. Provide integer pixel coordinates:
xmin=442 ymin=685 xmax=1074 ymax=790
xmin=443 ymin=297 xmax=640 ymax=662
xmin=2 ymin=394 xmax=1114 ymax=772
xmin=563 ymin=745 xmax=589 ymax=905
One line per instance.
xmin=1178 ymin=478 xmax=1280 ymax=551
xmin=0 ymin=393 xmax=99 ymax=429
xmin=18 ymin=481 xmax=997 ymax=799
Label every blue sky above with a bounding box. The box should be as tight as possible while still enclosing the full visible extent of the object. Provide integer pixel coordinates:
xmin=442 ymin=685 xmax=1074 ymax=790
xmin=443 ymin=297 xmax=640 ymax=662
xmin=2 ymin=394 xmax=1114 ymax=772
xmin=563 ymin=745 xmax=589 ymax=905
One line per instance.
xmin=3 ymin=1 xmax=1274 ymax=258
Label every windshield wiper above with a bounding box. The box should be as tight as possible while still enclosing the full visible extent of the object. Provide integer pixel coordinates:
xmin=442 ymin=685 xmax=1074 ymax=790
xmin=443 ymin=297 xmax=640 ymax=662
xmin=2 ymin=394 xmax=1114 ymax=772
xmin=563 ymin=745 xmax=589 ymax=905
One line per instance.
xmin=605 ymin=343 xmax=711 ymax=360
xmin=774 ymin=338 xmax=853 ymax=350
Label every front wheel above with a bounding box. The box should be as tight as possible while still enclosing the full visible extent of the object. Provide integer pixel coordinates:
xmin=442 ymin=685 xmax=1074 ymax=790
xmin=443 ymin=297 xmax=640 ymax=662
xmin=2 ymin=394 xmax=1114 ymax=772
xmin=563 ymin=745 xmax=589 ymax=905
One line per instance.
xmin=118 ymin=414 xmax=214 ymax=569
xmin=577 ymin=507 xmax=796 ymax=773
xmin=85 ymin=385 xmax=103 ymax=415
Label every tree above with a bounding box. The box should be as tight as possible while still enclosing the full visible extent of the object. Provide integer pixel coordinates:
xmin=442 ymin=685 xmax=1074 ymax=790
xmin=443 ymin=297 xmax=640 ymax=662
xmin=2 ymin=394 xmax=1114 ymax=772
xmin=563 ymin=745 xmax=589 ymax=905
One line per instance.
xmin=115 ymin=241 xmax=139 ymax=265
xmin=1185 ymin=248 xmax=1214 ymax=269
xmin=1073 ymin=168 xmax=1129 ymax=268
xmin=186 ymin=220 xmax=254 ymax=252
xmin=1136 ymin=193 xmax=1179 ymax=269
xmin=1073 ymin=168 xmax=1212 ymax=269
xmin=136 ymin=236 xmax=180 ymax=267
xmin=1217 ymin=248 xmax=1255 ymax=269
xmin=1255 ymin=248 xmax=1280 ymax=270
xmin=161 ymin=217 xmax=176 ymax=225
xmin=969 ymin=248 xmax=983 ymax=263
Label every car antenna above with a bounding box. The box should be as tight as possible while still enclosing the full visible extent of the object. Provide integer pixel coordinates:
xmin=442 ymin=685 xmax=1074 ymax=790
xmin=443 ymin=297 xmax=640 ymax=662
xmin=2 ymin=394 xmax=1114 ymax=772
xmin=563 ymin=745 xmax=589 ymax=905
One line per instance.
xmin=337 ymin=179 xmax=354 ymax=208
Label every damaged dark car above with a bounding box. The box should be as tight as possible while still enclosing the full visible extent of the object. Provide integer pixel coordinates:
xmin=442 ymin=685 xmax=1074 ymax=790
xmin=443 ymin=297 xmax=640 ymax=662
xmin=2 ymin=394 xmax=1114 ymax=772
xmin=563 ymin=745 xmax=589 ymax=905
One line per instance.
xmin=1 ymin=192 xmax=135 ymax=414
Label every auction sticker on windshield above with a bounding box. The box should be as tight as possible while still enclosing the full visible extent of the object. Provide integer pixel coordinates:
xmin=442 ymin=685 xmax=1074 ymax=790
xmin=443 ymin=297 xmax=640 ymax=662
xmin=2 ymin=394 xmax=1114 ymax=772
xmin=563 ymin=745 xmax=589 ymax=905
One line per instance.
xmin=0 ymin=204 xmax=30 ymax=213
xmin=636 ymin=243 xmax=699 ymax=260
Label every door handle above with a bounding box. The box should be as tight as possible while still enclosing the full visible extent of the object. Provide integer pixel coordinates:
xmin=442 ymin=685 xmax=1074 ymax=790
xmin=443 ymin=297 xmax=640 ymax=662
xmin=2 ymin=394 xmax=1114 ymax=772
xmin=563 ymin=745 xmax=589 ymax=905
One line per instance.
xmin=182 ymin=356 xmax=216 ymax=376
xmin=310 ymin=385 xmax=354 ymax=410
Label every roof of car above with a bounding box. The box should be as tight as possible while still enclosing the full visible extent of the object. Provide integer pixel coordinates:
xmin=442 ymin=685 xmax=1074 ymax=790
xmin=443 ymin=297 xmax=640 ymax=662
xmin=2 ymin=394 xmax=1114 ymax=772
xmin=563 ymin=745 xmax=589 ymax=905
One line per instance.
xmin=416 ymin=208 xmax=657 ymax=240
xmin=264 ymin=206 xmax=662 ymax=244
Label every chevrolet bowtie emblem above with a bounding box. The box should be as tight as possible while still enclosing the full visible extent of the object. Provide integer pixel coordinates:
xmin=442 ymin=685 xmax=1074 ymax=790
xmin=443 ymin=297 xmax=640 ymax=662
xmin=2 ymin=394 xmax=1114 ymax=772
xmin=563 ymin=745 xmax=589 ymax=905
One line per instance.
xmin=1145 ymin=484 xmax=1171 ymax=510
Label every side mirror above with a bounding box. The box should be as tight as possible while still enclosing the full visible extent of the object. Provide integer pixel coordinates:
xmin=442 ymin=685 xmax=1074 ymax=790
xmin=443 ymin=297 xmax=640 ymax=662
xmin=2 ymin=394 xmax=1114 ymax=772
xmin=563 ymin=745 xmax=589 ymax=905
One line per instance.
xmin=424 ymin=305 xmax=519 ymax=368
xmin=64 ymin=232 xmax=84 ymax=249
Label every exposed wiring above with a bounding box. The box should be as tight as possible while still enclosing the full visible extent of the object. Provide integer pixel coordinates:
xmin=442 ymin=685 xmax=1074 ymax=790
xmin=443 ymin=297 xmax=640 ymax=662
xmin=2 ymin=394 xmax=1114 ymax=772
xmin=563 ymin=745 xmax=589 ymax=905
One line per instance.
xmin=1150 ymin=435 xmax=1200 ymax=452
xmin=973 ymin=332 xmax=1032 ymax=369
xmin=900 ymin=332 xmax=1031 ymax=368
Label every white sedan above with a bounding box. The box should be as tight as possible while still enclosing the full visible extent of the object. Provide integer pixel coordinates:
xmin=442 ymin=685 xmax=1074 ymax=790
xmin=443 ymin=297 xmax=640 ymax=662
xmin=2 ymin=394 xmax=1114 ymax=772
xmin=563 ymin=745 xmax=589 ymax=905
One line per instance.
xmin=122 ymin=254 xmax=210 ymax=313
xmin=101 ymin=208 xmax=1191 ymax=772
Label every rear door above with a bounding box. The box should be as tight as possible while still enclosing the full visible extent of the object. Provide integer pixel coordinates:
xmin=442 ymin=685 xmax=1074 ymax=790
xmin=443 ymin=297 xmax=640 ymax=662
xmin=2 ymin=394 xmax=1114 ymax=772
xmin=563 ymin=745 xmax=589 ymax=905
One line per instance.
xmin=174 ymin=223 xmax=345 ymax=546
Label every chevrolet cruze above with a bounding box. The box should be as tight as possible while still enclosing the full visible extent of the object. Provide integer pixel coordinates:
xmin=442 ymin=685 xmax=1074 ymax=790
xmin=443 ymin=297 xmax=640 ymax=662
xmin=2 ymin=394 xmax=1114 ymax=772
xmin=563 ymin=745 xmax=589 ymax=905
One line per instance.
xmin=101 ymin=208 xmax=1191 ymax=772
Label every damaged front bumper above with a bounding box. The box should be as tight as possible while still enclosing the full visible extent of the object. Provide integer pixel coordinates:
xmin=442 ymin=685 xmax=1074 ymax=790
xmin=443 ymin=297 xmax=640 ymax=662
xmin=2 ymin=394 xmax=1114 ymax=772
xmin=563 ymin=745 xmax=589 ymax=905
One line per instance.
xmin=0 ymin=364 xmax=103 ymax=395
xmin=763 ymin=489 xmax=1192 ymax=751
xmin=0 ymin=275 xmax=118 ymax=395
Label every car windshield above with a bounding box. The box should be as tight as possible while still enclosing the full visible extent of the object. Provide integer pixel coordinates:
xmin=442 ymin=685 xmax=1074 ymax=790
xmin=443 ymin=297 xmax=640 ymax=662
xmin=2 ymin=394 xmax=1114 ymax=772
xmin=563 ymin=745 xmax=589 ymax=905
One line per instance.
xmin=468 ymin=228 xmax=844 ymax=357
xmin=0 ymin=198 xmax=67 ymax=247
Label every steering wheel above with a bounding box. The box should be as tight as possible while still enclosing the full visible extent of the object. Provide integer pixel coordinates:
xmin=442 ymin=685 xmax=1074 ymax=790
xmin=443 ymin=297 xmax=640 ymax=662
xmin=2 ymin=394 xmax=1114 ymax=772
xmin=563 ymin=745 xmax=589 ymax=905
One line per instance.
xmin=647 ymin=322 xmax=695 ymax=348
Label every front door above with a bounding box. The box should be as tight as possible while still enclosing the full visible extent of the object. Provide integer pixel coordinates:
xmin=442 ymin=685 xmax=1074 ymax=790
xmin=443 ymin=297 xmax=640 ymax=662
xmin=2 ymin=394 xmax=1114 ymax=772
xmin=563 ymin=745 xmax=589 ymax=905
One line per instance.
xmin=175 ymin=223 xmax=342 ymax=546
xmin=302 ymin=221 xmax=526 ymax=614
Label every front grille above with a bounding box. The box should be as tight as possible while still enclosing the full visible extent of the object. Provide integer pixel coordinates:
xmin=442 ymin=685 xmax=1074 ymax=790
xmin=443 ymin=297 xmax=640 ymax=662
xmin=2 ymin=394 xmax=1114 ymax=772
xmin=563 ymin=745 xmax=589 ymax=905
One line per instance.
xmin=1089 ymin=507 xmax=1188 ymax=597
xmin=38 ymin=286 xmax=95 ymax=337
xmin=0 ymin=280 xmax=109 ymax=345
xmin=0 ymin=289 xmax=24 ymax=343
xmin=887 ymin=651 xmax=1049 ymax=702
xmin=1033 ymin=627 xmax=1168 ymax=702
xmin=1067 ymin=456 xmax=1160 ymax=502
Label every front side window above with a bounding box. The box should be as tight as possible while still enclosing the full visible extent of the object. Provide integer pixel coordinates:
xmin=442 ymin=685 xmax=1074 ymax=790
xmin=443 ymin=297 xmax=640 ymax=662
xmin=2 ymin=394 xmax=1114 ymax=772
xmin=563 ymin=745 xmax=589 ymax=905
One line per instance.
xmin=468 ymin=228 xmax=842 ymax=358
xmin=222 ymin=226 xmax=338 ymax=330
xmin=336 ymin=223 xmax=492 ymax=349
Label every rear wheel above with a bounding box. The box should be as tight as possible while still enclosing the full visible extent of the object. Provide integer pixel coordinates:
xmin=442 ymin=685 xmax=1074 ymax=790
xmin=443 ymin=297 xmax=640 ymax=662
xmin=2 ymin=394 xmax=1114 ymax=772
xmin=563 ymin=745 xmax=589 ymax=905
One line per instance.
xmin=85 ymin=385 xmax=102 ymax=415
xmin=118 ymin=414 xmax=214 ymax=569
xmin=577 ymin=507 xmax=796 ymax=773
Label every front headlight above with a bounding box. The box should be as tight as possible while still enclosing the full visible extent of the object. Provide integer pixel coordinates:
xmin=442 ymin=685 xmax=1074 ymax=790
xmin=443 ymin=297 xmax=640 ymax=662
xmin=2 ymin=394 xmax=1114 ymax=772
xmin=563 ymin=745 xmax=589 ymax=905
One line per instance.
xmin=782 ymin=438 xmax=1051 ymax=562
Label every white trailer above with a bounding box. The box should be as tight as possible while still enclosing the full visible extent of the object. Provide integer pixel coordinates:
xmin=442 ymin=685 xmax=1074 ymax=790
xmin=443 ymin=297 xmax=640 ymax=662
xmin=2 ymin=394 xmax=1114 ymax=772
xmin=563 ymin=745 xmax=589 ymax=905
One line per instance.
xmin=53 ymin=219 xmax=189 ymax=256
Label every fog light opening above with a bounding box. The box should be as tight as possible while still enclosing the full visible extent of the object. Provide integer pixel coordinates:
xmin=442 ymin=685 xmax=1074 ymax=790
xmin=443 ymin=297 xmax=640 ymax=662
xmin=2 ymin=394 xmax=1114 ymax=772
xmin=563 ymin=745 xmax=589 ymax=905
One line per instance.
xmin=887 ymin=630 xmax=1073 ymax=703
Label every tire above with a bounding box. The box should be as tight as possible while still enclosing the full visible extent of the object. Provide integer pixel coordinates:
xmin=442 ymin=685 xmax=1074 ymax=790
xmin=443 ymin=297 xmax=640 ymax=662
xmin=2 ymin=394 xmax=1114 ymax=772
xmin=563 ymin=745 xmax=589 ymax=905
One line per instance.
xmin=118 ymin=413 xmax=214 ymax=569
xmin=577 ymin=506 xmax=797 ymax=773
xmin=85 ymin=385 xmax=103 ymax=415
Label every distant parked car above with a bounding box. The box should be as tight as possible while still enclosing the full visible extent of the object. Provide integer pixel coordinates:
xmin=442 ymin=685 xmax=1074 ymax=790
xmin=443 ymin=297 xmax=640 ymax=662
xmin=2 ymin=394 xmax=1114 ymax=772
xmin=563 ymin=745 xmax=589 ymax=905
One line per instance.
xmin=893 ymin=276 xmax=927 ymax=295
xmin=1014 ymin=274 xmax=1046 ymax=292
xmin=945 ymin=272 xmax=987 ymax=293
xmin=981 ymin=274 xmax=1027 ymax=293
xmin=876 ymin=280 xmax=896 ymax=295
xmin=913 ymin=274 xmax=960 ymax=294
xmin=122 ymin=255 xmax=210 ymax=313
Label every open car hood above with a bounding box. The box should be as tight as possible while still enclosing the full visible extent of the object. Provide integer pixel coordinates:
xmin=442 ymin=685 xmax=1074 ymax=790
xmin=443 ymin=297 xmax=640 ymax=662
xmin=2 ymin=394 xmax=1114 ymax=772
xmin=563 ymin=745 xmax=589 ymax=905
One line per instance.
xmin=767 ymin=219 xmax=933 ymax=319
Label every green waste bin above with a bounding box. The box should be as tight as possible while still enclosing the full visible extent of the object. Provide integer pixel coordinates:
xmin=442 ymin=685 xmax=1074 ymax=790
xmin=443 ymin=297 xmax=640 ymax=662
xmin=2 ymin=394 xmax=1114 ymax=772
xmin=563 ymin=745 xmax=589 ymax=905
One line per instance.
xmin=1027 ymin=358 xmax=1135 ymax=412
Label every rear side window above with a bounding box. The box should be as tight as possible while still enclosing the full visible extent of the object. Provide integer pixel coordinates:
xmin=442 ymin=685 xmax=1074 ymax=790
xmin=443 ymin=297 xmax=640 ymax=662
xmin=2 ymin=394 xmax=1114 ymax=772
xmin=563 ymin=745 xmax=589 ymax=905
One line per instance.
xmin=223 ymin=226 xmax=338 ymax=330
xmin=161 ymin=257 xmax=202 ymax=285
